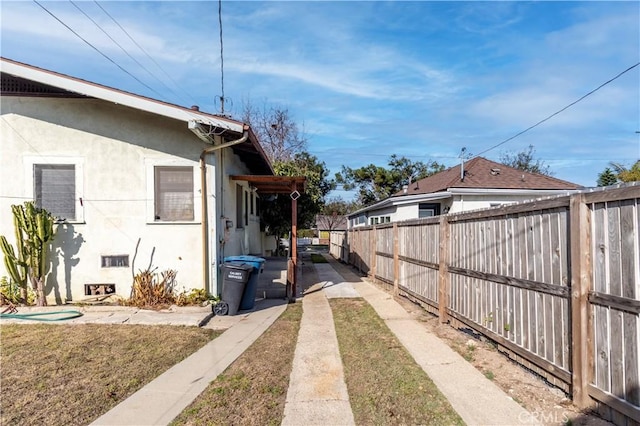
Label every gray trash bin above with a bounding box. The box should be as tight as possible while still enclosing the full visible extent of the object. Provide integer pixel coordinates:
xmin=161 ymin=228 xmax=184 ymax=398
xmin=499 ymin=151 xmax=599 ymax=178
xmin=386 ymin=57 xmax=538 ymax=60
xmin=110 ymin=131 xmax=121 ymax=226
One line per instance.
xmin=216 ymin=263 xmax=253 ymax=316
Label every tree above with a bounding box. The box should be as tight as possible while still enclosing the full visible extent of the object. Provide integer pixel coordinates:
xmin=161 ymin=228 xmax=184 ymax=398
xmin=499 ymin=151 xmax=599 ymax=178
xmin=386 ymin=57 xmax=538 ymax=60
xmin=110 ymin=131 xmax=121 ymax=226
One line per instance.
xmin=322 ymin=196 xmax=359 ymax=216
xmin=596 ymin=167 xmax=618 ymax=186
xmin=317 ymin=196 xmax=359 ymax=232
xmin=242 ymin=100 xmax=307 ymax=163
xmin=499 ymin=145 xmax=553 ymax=176
xmin=610 ymin=160 xmax=640 ymax=182
xmin=260 ymin=152 xmax=335 ymax=248
xmin=335 ymin=155 xmax=445 ymax=206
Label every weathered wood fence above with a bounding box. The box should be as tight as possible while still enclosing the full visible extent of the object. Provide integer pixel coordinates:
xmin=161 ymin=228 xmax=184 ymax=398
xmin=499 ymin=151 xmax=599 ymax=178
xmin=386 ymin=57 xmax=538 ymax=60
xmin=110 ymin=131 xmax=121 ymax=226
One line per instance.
xmin=330 ymin=184 xmax=640 ymax=426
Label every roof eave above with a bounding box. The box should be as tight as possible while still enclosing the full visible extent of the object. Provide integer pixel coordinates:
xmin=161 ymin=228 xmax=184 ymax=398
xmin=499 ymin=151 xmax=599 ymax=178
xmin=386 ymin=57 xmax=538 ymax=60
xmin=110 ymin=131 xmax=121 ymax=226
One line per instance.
xmin=0 ymin=57 xmax=244 ymax=133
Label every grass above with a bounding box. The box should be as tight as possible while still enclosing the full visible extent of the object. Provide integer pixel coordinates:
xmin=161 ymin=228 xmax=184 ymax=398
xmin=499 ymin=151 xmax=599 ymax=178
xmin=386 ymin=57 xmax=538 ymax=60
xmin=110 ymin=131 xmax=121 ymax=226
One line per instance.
xmin=331 ymin=298 xmax=464 ymax=425
xmin=310 ymin=253 xmax=328 ymax=263
xmin=172 ymin=302 xmax=303 ymax=426
xmin=0 ymin=324 xmax=220 ymax=426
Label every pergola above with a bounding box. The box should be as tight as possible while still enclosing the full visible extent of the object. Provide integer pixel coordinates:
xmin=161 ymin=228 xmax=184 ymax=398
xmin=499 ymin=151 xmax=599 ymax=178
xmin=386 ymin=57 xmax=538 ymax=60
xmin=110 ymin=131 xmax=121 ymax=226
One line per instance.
xmin=230 ymin=175 xmax=306 ymax=301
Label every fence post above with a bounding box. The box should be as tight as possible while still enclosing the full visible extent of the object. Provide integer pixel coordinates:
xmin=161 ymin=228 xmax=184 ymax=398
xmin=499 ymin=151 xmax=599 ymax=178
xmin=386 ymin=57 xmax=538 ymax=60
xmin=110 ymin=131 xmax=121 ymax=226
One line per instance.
xmin=393 ymin=223 xmax=399 ymax=296
xmin=439 ymin=215 xmax=450 ymax=323
xmin=569 ymin=193 xmax=592 ymax=408
xmin=355 ymin=229 xmax=360 ymax=272
xmin=371 ymin=226 xmax=377 ymax=280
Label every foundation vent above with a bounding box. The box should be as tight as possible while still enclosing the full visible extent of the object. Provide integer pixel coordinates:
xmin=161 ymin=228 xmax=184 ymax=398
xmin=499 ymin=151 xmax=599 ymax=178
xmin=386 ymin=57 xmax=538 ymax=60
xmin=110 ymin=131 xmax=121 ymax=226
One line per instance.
xmin=84 ymin=284 xmax=116 ymax=296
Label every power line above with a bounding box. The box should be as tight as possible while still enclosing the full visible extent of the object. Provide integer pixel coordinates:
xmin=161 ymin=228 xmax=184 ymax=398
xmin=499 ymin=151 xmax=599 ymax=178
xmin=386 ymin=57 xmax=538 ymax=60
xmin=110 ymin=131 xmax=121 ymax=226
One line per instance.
xmin=473 ymin=62 xmax=640 ymax=158
xmin=70 ymin=1 xmax=190 ymax=106
xmin=33 ymin=0 xmax=167 ymax=101
xmin=93 ymin=1 xmax=197 ymax=105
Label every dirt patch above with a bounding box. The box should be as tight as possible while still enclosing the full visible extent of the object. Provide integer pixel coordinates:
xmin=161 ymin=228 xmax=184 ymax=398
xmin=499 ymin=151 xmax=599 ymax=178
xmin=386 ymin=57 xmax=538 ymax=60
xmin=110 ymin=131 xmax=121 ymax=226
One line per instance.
xmin=391 ymin=294 xmax=612 ymax=426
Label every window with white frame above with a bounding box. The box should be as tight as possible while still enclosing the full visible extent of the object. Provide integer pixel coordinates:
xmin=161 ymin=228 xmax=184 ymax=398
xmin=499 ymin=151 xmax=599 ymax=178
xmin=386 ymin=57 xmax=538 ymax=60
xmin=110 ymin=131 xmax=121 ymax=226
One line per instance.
xmin=370 ymin=216 xmax=390 ymax=225
xmin=154 ymin=166 xmax=194 ymax=221
xmin=418 ymin=203 xmax=441 ymax=218
xmin=34 ymin=164 xmax=76 ymax=221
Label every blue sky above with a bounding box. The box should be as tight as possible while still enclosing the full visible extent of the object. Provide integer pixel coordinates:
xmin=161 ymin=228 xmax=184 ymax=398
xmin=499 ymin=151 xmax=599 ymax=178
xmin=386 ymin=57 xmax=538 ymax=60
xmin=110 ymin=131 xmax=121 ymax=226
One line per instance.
xmin=2 ymin=1 xmax=639 ymax=200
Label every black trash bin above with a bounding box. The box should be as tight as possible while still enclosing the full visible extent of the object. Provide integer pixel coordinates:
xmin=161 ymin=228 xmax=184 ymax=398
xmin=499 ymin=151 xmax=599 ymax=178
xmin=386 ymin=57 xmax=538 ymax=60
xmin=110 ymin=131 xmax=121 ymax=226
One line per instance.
xmin=214 ymin=263 xmax=253 ymax=316
xmin=224 ymin=256 xmax=266 ymax=310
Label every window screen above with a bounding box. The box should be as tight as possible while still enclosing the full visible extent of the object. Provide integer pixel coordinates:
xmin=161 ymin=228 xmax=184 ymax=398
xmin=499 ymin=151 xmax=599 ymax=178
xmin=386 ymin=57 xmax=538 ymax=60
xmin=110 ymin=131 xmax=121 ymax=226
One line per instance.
xmin=154 ymin=166 xmax=194 ymax=221
xmin=34 ymin=164 xmax=75 ymax=220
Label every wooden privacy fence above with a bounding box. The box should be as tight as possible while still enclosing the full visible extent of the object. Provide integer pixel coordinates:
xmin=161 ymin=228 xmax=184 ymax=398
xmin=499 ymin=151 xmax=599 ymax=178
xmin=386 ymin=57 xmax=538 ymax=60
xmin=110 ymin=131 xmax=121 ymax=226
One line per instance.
xmin=331 ymin=184 xmax=640 ymax=425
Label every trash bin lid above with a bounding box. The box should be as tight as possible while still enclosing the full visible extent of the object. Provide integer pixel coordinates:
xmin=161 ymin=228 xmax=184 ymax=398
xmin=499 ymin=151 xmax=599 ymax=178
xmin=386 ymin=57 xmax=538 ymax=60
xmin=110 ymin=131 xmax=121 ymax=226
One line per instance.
xmin=221 ymin=262 xmax=253 ymax=282
xmin=224 ymin=256 xmax=265 ymax=273
xmin=224 ymin=255 xmax=265 ymax=263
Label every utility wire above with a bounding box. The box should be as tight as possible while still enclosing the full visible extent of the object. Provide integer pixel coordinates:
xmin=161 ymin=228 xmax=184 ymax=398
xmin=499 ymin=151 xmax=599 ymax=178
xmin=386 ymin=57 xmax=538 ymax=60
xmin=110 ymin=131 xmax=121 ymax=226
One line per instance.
xmin=93 ymin=0 xmax=197 ymax=105
xmin=473 ymin=62 xmax=640 ymax=158
xmin=33 ymin=0 xmax=167 ymax=101
xmin=70 ymin=1 xmax=190 ymax=106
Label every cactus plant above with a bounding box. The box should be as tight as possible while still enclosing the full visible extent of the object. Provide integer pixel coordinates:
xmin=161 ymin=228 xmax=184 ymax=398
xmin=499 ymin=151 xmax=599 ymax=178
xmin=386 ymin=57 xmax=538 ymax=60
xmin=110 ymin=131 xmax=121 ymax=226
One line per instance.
xmin=0 ymin=202 xmax=55 ymax=306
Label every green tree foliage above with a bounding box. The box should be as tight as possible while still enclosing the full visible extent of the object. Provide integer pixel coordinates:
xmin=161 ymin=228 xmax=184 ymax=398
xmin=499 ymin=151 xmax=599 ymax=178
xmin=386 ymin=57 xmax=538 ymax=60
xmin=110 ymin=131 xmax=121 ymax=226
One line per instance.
xmin=499 ymin=145 xmax=553 ymax=176
xmin=260 ymin=152 xmax=335 ymax=244
xmin=596 ymin=167 xmax=618 ymax=186
xmin=335 ymin=155 xmax=445 ymax=206
xmin=610 ymin=160 xmax=640 ymax=182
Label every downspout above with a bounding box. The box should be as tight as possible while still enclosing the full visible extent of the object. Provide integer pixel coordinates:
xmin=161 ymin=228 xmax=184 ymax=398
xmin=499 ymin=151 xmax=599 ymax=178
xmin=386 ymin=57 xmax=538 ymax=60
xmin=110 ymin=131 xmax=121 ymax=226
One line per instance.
xmin=194 ymin=125 xmax=249 ymax=293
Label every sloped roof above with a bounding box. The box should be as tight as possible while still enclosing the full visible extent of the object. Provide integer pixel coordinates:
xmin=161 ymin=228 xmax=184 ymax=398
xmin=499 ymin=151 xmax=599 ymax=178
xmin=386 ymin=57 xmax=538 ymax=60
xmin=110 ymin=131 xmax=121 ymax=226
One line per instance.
xmin=395 ymin=157 xmax=581 ymax=196
xmin=0 ymin=57 xmax=273 ymax=174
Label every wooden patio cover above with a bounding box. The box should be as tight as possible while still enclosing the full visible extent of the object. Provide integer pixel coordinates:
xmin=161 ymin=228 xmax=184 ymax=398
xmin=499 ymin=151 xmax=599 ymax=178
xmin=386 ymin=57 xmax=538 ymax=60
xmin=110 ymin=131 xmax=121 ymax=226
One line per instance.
xmin=231 ymin=175 xmax=306 ymax=301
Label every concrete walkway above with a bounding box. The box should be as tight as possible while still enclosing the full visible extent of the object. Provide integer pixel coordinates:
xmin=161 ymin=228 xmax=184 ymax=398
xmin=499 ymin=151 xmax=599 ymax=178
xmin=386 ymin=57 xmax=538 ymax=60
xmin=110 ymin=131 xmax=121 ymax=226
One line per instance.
xmin=281 ymin=279 xmax=355 ymax=425
xmin=320 ymin=258 xmax=539 ymax=426
xmin=90 ymin=299 xmax=287 ymax=426
xmin=8 ymin=255 xmax=541 ymax=425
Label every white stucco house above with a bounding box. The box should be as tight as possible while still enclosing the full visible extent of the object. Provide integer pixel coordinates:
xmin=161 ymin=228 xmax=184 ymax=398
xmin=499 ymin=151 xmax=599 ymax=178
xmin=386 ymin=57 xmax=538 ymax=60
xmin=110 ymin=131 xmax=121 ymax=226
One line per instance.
xmin=348 ymin=156 xmax=582 ymax=227
xmin=0 ymin=57 xmax=275 ymax=304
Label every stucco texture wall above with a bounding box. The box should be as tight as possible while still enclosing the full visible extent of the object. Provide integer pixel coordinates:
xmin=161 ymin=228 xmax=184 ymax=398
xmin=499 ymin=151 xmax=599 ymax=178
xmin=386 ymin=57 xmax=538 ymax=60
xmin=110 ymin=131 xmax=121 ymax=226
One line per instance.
xmin=1 ymin=97 xmax=213 ymax=303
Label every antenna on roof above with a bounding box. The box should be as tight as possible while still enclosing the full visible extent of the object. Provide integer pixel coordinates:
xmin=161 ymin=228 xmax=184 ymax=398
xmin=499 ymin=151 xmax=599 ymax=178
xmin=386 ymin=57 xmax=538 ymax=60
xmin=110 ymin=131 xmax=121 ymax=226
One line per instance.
xmin=217 ymin=0 xmax=226 ymax=116
xmin=460 ymin=147 xmax=467 ymax=181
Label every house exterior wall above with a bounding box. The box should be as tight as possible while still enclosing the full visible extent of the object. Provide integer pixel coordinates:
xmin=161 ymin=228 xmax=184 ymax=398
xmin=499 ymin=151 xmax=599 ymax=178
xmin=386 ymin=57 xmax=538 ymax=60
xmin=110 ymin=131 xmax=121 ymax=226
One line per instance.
xmin=348 ymin=192 xmax=571 ymax=228
xmin=218 ymin=148 xmax=263 ymax=259
xmin=0 ymin=96 xmax=231 ymax=303
xmin=448 ymin=193 xmax=551 ymax=213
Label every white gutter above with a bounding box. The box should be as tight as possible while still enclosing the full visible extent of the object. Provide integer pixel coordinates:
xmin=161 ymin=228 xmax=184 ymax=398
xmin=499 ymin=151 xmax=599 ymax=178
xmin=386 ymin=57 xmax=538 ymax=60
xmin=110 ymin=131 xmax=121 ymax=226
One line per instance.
xmin=348 ymin=192 xmax=452 ymax=218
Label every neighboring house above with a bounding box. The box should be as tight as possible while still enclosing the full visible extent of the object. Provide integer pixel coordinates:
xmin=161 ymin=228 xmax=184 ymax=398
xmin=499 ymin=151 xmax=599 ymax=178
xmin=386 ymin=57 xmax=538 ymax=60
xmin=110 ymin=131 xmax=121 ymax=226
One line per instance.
xmin=348 ymin=156 xmax=581 ymax=227
xmin=315 ymin=214 xmax=348 ymax=244
xmin=0 ymin=57 xmax=273 ymax=304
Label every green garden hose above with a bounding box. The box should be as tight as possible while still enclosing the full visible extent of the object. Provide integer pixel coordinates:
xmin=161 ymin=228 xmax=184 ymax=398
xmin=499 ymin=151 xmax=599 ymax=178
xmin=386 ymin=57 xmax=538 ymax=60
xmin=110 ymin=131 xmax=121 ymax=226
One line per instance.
xmin=0 ymin=310 xmax=84 ymax=321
